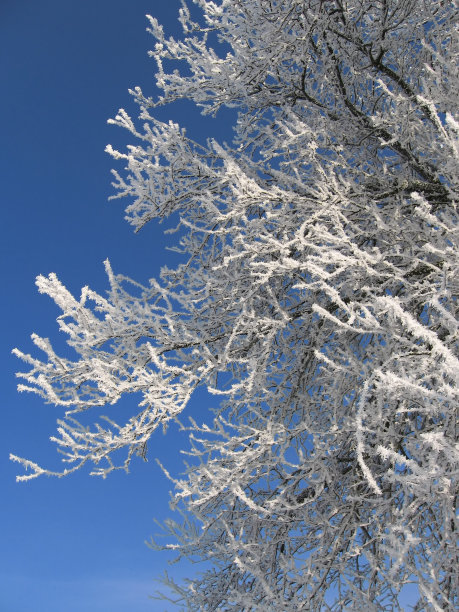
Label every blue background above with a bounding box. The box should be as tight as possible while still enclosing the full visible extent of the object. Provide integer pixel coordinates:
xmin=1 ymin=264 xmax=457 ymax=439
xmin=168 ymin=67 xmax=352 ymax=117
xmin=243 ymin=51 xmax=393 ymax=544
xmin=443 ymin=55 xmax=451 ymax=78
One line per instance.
xmin=0 ymin=1 xmax=225 ymax=610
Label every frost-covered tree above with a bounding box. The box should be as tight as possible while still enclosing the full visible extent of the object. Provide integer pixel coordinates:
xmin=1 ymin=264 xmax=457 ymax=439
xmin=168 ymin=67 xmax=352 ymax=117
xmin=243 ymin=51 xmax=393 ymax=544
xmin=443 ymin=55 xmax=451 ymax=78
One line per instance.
xmin=12 ymin=0 xmax=458 ymax=609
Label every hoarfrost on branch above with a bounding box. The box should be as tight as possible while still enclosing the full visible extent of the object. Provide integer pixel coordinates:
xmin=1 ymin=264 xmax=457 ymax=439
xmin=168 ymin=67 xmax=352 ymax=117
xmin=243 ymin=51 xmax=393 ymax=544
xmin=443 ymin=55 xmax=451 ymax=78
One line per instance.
xmin=13 ymin=1 xmax=458 ymax=609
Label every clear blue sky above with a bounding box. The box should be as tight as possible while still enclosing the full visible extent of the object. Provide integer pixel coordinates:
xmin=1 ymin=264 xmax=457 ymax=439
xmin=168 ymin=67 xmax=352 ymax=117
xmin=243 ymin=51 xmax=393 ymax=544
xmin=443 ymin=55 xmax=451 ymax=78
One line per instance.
xmin=0 ymin=1 xmax=229 ymax=610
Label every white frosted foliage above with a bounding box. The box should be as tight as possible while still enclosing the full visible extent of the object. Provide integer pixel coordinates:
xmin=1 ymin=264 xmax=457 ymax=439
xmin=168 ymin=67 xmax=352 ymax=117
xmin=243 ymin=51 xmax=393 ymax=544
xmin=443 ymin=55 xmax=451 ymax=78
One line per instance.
xmin=13 ymin=1 xmax=458 ymax=609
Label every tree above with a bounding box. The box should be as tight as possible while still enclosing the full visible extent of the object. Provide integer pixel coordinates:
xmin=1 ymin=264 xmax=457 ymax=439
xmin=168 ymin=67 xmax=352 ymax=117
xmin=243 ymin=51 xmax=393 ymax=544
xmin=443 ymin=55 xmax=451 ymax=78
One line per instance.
xmin=12 ymin=0 xmax=458 ymax=609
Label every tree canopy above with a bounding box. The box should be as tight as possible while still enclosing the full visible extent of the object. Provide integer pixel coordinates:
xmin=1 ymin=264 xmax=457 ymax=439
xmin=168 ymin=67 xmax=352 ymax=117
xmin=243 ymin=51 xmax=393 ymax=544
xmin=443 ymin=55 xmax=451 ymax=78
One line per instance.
xmin=13 ymin=1 xmax=458 ymax=609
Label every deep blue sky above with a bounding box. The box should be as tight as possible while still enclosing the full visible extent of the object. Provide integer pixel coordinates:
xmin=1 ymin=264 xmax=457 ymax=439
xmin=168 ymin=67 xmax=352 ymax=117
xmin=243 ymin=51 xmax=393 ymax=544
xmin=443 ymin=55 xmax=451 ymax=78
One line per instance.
xmin=0 ymin=1 xmax=230 ymax=610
